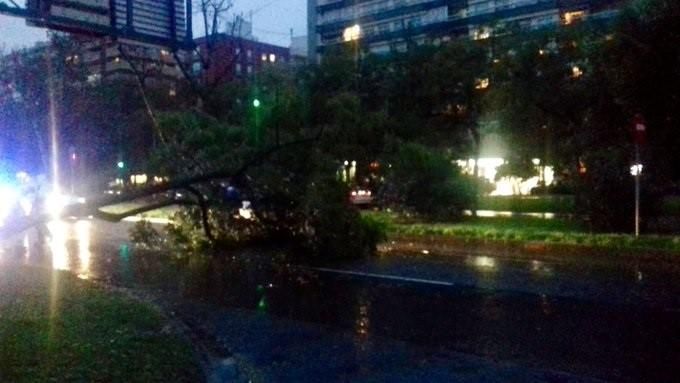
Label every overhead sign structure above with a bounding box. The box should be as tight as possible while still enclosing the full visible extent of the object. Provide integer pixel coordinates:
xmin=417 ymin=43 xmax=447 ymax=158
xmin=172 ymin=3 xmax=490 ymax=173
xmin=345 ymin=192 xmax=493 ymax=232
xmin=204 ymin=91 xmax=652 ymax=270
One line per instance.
xmin=0 ymin=0 xmax=192 ymax=49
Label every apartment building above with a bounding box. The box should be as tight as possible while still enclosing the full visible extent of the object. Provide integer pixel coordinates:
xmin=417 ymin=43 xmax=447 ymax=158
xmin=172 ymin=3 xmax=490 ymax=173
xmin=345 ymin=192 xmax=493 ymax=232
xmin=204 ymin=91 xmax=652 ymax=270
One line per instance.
xmin=309 ymin=0 xmax=628 ymax=61
xmin=78 ymin=37 xmax=183 ymax=84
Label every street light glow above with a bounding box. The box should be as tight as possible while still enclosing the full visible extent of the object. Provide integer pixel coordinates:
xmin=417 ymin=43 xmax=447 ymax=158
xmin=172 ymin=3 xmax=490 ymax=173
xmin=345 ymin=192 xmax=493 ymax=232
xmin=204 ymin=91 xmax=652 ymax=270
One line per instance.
xmin=630 ymin=163 xmax=643 ymax=176
xmin=117 ymin=161 xmax=125 ymax=169
xmin=253 ymin=98 xmax=261 ymax=108
xmin=343 ymin=24 xmax=361 ymax=42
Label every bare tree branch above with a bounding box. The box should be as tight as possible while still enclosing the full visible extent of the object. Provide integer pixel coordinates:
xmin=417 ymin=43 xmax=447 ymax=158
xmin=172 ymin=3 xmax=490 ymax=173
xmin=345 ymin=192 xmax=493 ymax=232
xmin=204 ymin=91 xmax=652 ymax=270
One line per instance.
xmin=116 ymin=44 xmax=167 ymax=145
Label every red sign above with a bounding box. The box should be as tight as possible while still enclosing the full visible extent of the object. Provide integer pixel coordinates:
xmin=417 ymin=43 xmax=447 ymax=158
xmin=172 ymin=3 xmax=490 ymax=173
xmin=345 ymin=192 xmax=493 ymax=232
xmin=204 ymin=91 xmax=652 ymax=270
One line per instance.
xmin=632 ymin=113 xmax=646 ymax=145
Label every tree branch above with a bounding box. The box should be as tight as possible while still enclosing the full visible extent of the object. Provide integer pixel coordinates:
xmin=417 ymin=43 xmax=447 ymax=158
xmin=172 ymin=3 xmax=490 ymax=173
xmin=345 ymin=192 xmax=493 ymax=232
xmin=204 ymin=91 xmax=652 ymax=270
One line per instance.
xmin=56 ymin=128 xmax=325 ymax=221
xmin=183 ymin=185 xmax=215 ymax=242
xmin=93 ymin=198 xmax=195 ymax=222
xmin=116 ymin=44 xmax=166 ymax=145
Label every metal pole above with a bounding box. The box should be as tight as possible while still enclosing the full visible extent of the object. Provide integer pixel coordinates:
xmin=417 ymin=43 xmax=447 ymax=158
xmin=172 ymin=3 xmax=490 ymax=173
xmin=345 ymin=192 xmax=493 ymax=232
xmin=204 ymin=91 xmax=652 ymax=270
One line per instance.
xmin=634 ymin=144 xmax=640 ymax=237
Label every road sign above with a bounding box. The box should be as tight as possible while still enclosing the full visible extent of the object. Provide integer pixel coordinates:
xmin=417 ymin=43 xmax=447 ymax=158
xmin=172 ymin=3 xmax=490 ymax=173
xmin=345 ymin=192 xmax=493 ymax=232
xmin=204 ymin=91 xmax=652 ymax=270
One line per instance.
xmin=1 ymin=0 xmax=192 ymax=49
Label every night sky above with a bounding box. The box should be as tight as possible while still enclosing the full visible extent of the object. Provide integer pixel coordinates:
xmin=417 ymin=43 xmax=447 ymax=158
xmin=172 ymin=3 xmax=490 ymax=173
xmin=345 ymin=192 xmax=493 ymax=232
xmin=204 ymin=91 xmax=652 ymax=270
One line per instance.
xmin=0 ymin=0 xmax=307 ymax=50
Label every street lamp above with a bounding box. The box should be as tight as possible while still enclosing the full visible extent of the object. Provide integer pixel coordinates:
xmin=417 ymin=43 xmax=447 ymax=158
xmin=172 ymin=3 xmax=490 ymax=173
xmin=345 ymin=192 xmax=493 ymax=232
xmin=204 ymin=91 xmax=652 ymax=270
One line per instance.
xmin=630 ymin=163 xmax=643 ymax=176
xmin=343 ymin=24 xmax=361 ymax=42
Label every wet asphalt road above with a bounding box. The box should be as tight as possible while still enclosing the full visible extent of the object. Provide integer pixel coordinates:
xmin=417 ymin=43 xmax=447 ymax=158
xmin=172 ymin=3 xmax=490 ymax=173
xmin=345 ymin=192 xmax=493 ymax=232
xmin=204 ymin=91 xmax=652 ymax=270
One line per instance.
xmin=1 ymin=219 xmax=679 ymax=382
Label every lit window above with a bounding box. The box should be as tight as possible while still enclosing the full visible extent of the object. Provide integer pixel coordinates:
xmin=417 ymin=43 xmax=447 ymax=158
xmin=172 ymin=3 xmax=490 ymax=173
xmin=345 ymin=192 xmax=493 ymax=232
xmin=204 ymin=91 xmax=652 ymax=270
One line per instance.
xmin=563 ymin=11 xmax=586 ymax=25
xmin=247 ymin=50 xmax=252 ymax=59
xmin=247 ymin=65 xmax=252 ymax=74
xmin=261 ymin=53 xmax=267 ymax=61
xmin=160 ymin=49 xmax=169 ymax=56
xmin=475 ymin=78 xmax=490 ymax=90
xmin=235 ymin=47 xmax=241 ymax=55
xmin=269 ymin=53 xmax=276 ymax=62
xmin=235 ymin=63 xmax=242 ymax=74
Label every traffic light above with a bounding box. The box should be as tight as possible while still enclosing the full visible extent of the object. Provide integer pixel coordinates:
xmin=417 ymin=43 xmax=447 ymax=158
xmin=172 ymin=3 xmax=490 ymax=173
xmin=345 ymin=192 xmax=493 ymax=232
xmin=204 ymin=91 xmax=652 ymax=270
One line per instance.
xmin=117 ymin=161 xmax=125 ymax=169
xmin=253 ymin=98 xmax=261 ymax=108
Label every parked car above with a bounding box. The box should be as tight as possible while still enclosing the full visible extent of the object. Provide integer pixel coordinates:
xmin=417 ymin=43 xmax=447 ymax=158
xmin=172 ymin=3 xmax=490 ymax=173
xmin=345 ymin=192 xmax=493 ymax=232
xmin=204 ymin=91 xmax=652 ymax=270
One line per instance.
xmin=349 ymin=188 xmax=374 ymax=206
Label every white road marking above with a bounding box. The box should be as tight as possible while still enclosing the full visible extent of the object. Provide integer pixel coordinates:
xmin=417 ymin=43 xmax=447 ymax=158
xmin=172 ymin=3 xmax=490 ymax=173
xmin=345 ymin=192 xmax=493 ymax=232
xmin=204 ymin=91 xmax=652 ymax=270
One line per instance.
xmin=309 ymin=267 xmax=455 ymax=287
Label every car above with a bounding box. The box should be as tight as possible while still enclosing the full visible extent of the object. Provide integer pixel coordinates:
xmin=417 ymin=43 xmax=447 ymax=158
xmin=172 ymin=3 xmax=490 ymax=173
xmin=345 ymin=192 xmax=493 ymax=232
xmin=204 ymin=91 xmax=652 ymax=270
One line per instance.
xmin=349 ymin=188 xmax=374 ymax=206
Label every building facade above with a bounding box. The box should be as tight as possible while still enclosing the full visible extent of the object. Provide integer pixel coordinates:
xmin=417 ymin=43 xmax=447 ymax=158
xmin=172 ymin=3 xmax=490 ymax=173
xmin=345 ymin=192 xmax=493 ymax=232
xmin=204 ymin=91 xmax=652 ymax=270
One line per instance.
xmin=78 ymin=33 xmax=291 ymax=86
xmin=79 ymin=37 xmax=183 ymax=84
xmin=192 ymin=34 xmax=291 ymax=84
xmin=310 ymin=0 xmax=628 ymax=60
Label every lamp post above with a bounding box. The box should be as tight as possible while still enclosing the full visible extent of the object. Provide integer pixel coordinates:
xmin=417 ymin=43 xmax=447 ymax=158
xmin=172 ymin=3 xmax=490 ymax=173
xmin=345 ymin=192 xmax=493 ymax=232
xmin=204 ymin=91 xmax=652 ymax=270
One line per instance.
xmin=631 ymin=114 xmax=646 ymax=237
xmin=253 ymin=97 xmax=262 ymax=146
xmin=630 ymin=162 xmax=643 ymax=237
xmin=343 ymin=24 xmax=361 ymax=88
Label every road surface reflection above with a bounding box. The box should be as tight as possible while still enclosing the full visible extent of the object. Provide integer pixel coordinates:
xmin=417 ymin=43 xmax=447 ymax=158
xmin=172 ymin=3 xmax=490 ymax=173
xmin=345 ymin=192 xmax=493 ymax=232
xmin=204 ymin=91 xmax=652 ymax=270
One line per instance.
xmin=38 ymin=219 xmax=92 ymax=279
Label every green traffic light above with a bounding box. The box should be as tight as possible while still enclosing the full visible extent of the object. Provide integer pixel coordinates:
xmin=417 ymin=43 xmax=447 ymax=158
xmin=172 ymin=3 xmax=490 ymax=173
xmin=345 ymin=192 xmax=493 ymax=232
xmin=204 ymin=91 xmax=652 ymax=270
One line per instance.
xmin=117 ymin=161 xmax=125 ymax=169
xmin=253 ymin=98 xmax=261 ymax=108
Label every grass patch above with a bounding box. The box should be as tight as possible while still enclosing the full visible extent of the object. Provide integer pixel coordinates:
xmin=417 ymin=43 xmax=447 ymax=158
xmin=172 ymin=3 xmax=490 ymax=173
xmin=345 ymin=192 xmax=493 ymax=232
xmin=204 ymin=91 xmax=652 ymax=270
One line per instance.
xmin=0 ymin=266 xmax=201 ymax=382
xmin=365 ymin=211 xmax=680 ymax=253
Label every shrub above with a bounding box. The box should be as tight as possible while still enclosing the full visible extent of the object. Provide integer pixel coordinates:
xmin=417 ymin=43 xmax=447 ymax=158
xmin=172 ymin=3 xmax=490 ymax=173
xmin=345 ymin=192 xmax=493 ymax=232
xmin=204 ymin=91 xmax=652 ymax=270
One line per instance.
xmin=298 ymin=177 xmax=386 ymax=260
xmin=382 ymin=143 xmax=475 ymax=220
xmin=129 ymin=219 xmax=164 ymax=249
